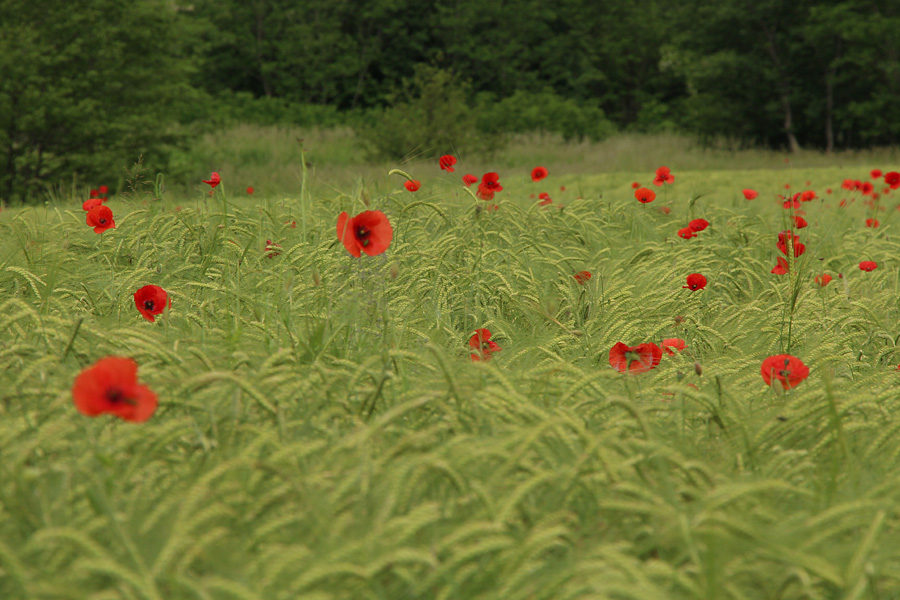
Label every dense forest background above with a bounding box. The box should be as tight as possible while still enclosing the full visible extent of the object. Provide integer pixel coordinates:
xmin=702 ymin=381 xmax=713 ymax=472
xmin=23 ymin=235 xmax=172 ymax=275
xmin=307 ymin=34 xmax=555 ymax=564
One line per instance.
xmin=1 ymin=0 xmax=899 ymax=201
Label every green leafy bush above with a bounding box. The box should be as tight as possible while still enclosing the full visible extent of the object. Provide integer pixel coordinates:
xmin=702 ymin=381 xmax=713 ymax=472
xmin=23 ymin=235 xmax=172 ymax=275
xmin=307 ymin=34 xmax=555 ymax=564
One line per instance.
xmin=357 ymin=65 xmax=501 ymax=161
xmin=0 ymin=0 xmax=195 ymax=203
xmin=477 ymin=89 xmax=617 ymax=142
xmin=195 ymin=92 xmax=351 ymax=129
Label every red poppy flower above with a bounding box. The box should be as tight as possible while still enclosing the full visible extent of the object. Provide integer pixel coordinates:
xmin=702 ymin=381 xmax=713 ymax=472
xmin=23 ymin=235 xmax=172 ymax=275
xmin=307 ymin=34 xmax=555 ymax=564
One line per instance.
xmin=635 ymin=187 xmax=656 ymax=203
xmin=776 ymin=230 xmax=795 ymax=245
xmin=133 ymin=285 xmax=170 ymax=322
xmin=469 ymin=328 xmax=501 ymax=361
xmin=776 ymin=232 xmax=805 ymax=257
xmin=661 ymin=338 xmax=686 ymax=356
xmin=859 ymin=260 xmax=878 ymax=272
xmin=477 ymin=185 xmax=495 ymax=201
xmin=573 ymin=270 xmax=591 ymax=284
xmin=98 ymin=185 xmax=108 ymax=195
xmin=866 ymin=218 xmax=880 ymax=228
xmin=90 ymin=188 xmax=100 ymax=198
xmin=885 ymin=172 xmax=900 ymax=189
xmin=531 ymin=166 xmax=548 ymax=182
xmin=771 ymin=256 xmax=789 ymax=275
xmin=632 ymin=182 xmax=641 ymax=189
xmin=72 ymin=357 xmax=158 ymax=422
xmin=86 ymin=205 xmax=116 ymax=234
xmin=761 ymin=354 xmax=810 ymax=390
xmin=688 ymin=218 xmax=709 ymax=232
xmin=677 ymin=227 xmax=696 ymax=239
xmin=560 ymin=185 xmax=566 ymax=192
xmin=742 ymin=189 xmax=758 ymax=200
xmin=653 ymin=166 xmax=674 ymax=186
xmin=658 ymin=206 xmax=671 ymax=214
xmin=477 ymin=172 xmax=503 ymax=200
xmin=860 ymin=182 xmax=874 ymax=196
xmin=683 ymin=273 xmax=707 ymax=291
xmin=826 ymin=188 xmax=832 ymax=194
xmin=337 ymin=210 xmax=393 ymax=257
xmin=609 ymin=342 xmax=663 ymax=374
xmin=439 ymin=155 xmax=457 ymax=172
xmin=793 ymin=216 xmax=808 ymax=228
xmin=814 ymin=273 xmax=832 ymax=286
xmin=247 ymin=187 xmax=254 ymax=195
xmin=800 ymin=190 xmax=816 ymax=202
xmin=404 ymin=180 xmax=421 ymax=192
xmin=286 ymin=220 xmax=297 ymax=228
xmin=481 ymin=172 xmax=502 ymax=191
xmin=203 ymin=172 xmax=221 ymax=189
xmin=871 ymin=169 xmax=882 ymax=179
xmin=265 ymin=239 xmax=282 ymax=258
xmin=462 ymin=174 xmax=478 ymax=187
xmin=82 ymin=197 xmax=104 ymax=211
xmin=782 ymin=198 xmax=801 ymax=209
xmin=538 ymin=192 xmax=552 ymax=206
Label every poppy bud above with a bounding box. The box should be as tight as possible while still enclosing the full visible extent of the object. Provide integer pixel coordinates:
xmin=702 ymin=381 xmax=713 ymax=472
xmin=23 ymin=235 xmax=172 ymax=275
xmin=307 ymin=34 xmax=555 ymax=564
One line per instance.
xmin=694 ymin=362 xmax=703 ymax=376
xmin=312 ymin=270 xmax=321 ymax=286
xmin=389 ymin=264 xmax=399 ymax=280
xmin=674 ymin=315 xmax=685 ymax=325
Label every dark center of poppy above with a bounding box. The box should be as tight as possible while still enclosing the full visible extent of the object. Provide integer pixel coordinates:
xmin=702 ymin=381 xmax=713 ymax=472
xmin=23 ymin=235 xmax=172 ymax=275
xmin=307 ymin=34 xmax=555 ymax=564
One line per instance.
xmin=144 ymin=300 xmax=155 ymax=311
xmin=356 ymin=226 xmax=370 ymax=246
xmin=481 ymin=341 xmax=490 ymax=350
xmin=778 ymin=369 xmax=791 ymax=378
xmin=99 ymin=218 xmax=107 ymax=224
xmin=106 ymin=387 xmax=137 ymax=406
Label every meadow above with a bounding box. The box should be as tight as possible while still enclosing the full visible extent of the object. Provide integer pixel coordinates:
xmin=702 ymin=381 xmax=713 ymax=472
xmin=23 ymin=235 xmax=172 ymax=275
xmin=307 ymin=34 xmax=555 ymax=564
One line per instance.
xmin=2 ymin=128 xmax=900 ymax=599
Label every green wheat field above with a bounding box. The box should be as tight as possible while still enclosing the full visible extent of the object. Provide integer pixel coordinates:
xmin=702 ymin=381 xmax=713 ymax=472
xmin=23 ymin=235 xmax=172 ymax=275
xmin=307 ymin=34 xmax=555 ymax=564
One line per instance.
xmin=2 ymin=129 xmax=900 ymax=599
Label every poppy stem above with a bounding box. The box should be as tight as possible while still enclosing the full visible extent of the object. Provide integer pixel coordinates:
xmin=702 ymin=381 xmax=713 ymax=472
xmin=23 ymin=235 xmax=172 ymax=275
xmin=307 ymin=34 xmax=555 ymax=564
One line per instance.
xmin=299 ymin=141 xmax=309 ymax=240
xmin=61 ymin=317 xmax=83 ymax=360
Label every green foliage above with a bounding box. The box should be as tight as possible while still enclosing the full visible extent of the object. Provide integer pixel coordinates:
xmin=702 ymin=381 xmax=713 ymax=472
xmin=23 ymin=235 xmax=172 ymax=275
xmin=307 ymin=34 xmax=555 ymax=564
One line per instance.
xmin=357 ymin=65 xmax=499 ymax=161
xmin=4 ymin=0 xmax=900 ymax=200
xmin=0 ymin=0 xmax=196 ymax=203
xmin=3 ymin=161 xmax=900 ymax=597
xmin=667 ymin=0 xmax=900 ymax=150
xmin=188 ymin=92 xmax=350 ymax=129
xmin=477 ymin=90 xmax=617 ymax=142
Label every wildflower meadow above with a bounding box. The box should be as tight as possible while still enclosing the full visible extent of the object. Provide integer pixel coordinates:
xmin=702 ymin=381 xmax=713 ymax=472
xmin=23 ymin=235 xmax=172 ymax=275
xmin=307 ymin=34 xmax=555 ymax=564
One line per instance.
xmin=3 ymin=146 xmax=900 ymax=599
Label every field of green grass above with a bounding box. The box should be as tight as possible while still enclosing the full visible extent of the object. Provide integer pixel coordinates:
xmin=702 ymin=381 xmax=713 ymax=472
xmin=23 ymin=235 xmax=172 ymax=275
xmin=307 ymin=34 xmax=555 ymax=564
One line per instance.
xmin=2 ymin=129 xmax=900 ymax=599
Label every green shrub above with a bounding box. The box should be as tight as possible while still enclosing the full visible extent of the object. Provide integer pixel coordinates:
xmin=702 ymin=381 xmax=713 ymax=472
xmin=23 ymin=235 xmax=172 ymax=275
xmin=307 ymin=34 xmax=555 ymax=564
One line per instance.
xmin=476 ymin=89 xmax=617 ymax=142
xmin=0 ymin=0 xmax=195 ymax=203
xmin=196 ymin=92 xmax=351 ymax=129
xmin=357 ymin=65 xmax=501 ymax=161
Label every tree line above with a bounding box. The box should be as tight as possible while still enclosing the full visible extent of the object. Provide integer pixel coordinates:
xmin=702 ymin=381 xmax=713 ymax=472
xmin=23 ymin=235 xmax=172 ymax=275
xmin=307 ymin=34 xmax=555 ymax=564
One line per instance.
xmin=2 ymin=0 xmax=898 ymax=201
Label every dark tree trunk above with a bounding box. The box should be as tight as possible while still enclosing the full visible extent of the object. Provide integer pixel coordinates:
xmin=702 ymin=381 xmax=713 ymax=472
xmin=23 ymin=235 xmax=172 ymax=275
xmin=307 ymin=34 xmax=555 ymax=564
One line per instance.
xmin=256 ymin=7 xmax=272 ymax=97
xmin=824 ymin=74 xmax=834 ymax=154
xmin=764 ymin=28 xmax=801 ymax=153
xmin=4 ymin=94 xmax=18 ymax=201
